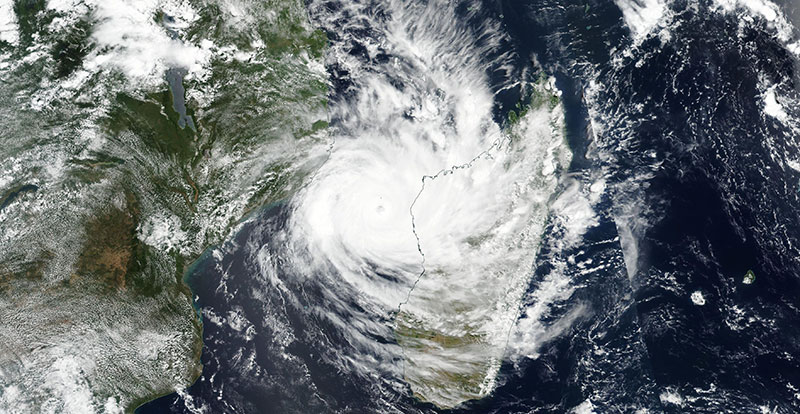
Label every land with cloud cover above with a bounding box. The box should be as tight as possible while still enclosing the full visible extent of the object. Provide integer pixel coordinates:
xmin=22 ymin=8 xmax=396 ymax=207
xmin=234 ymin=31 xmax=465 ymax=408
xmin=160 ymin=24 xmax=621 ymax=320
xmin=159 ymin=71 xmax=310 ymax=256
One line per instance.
xmin=0 ymin=0 xmax=328 ymax=411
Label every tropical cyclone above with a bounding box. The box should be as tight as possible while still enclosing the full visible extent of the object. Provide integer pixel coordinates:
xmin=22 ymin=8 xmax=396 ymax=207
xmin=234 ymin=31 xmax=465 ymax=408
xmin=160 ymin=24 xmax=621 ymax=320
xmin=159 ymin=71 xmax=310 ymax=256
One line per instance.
xmin=0 ymin=0 xmax=571 ymax=410
xmin=292 ymin=0 xmax=571 ymax=407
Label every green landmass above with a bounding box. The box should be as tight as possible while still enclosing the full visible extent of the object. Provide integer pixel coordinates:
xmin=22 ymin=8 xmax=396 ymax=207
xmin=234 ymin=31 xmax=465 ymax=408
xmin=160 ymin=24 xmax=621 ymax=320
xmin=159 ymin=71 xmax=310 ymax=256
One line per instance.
xmin=0 ymin=0 xmax=330 ymax=411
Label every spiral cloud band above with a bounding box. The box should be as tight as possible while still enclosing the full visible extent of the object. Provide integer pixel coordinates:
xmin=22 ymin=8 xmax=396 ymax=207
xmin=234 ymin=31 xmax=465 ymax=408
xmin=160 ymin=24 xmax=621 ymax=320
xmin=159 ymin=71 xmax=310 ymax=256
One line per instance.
xmin=287 ymin=0 xmax=572 ymax=407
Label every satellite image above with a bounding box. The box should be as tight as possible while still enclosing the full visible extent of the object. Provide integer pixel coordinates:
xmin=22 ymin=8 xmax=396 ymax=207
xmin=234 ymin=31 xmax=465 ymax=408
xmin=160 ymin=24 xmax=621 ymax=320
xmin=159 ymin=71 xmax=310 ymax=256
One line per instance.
xmin=1 ymin=0 xmax=800 ymax=412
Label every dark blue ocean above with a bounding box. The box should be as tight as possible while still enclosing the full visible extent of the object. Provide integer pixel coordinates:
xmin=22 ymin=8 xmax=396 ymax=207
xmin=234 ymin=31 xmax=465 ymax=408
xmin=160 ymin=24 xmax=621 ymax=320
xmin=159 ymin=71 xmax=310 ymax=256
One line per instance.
xmin=138 ymin=0 xmax=800 ymax=412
